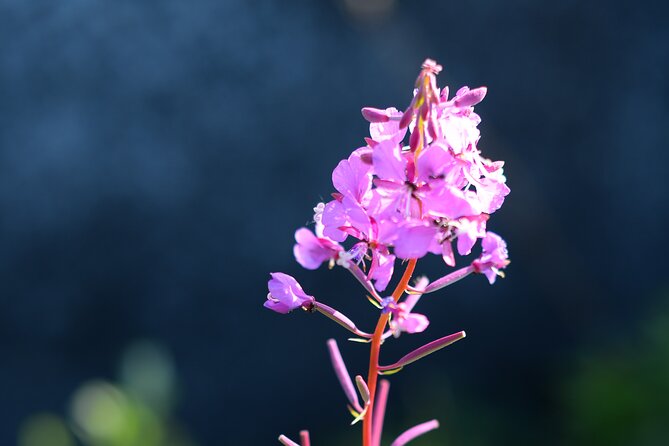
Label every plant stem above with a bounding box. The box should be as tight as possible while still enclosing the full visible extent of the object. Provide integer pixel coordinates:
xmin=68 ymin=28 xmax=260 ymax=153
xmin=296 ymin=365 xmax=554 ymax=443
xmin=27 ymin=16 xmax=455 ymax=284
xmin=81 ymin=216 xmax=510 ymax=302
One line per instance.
xmin=363 ymin=259 xmax=417 ymax=446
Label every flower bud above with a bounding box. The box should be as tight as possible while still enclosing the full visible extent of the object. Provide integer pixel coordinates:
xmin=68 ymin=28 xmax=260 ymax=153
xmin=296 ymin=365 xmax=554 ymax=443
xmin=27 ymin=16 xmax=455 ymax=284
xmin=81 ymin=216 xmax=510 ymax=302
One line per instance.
xmin=361 ymin=107 xmax=390 ymax=123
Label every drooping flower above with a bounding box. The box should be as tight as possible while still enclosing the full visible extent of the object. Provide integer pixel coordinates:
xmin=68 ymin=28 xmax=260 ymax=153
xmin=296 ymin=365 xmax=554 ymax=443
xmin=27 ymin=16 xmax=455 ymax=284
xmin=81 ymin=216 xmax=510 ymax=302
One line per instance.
xmin=265 ymin=273 xmax=315 ymax=314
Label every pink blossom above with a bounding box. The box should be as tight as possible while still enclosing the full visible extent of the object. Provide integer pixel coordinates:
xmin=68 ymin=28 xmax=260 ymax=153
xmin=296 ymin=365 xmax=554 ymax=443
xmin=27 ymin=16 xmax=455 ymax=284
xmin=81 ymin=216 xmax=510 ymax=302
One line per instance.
xmin=265 ymin=273 xmax=315 ymax=314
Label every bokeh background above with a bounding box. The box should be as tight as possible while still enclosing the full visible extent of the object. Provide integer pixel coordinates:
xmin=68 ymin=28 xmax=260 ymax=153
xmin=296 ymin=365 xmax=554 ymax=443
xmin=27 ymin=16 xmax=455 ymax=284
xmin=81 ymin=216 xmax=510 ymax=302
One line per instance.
xmin=1 ymin=0 xmax=668 ymax=445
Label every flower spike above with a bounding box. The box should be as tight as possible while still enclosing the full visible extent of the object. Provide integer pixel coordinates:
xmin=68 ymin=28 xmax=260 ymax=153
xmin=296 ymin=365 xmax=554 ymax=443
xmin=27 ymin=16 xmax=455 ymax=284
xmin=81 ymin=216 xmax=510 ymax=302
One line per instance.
xmin=264 ymin=59 xmax=511 ymax=446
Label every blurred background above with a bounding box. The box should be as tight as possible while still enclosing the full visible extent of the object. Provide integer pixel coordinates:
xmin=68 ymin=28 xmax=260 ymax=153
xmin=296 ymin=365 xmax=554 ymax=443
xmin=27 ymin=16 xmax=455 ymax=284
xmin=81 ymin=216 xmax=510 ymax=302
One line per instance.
xmin=1 ymin=0 xmax=668 ymax=445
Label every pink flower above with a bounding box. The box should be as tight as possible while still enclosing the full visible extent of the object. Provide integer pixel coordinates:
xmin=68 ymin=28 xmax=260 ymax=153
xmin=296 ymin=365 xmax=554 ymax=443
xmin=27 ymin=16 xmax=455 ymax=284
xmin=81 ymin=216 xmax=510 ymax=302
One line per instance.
xmin=472 ymin=232 xmax=510 ymax=284
xmin=264 ymin=273 xmax=315 ymax=314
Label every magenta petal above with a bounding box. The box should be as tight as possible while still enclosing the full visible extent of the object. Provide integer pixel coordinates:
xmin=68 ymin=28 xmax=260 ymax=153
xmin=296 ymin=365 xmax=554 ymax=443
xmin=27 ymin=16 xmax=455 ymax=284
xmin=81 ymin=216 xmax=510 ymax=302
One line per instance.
xmin=423 ymin=182 xmax=480 ymax=219
xmin=393 ymin=223 xmax=437 ymax=260
xmin=368 ymin=182 xmax=416 ymax=220
xmin=293 ymin=228 xmax=340 ymax=270
xmin=322 ymin=200 xmax=349 ymax=242
xmin=476 ymin=177 xmax=510 ymax=214
xmin=456 ymin=231 xmax=477 ymax=257
xmin=372 ymin=140 xmax=407 ymax=182
xmin=332 ymin=151 xmax=372 ymax=203
xmin=456 ymin=215 xmax=487 ymax=256
xmin=369 ymin=250 xmax=395 ymax=292
xmin=415 ymin=143 xmax=457 ymax=183
xmin=442 ymin=241 xmax=455 ymax=267
xmin=321 ymin=198 xmax=371 ymax=242
xmin=440 ymin=114 xmax=480 ymax=154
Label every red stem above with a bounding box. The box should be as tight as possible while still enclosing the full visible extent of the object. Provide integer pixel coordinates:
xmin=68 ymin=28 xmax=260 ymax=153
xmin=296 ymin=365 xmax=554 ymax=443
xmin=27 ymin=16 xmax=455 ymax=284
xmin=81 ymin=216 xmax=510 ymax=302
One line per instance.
xmin=362 ymin=259 xmax=417 ymax=446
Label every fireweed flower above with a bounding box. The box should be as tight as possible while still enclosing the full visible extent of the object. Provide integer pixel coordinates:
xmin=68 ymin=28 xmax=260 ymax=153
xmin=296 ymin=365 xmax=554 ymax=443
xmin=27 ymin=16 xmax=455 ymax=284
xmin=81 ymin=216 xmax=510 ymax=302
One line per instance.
xmin=266 ymin=59 xmax=511 ymax=446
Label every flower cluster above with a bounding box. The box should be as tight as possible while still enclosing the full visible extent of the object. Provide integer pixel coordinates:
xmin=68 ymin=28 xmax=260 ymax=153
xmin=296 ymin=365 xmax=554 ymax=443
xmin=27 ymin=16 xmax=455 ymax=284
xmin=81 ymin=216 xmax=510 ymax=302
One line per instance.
xmin=265 ymin=60 xmax=510 ymax=446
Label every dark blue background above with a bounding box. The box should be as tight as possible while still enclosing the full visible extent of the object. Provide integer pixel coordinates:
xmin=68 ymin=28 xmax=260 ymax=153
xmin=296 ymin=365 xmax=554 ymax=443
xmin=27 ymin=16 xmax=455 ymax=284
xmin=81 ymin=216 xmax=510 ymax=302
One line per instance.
xmin=1 ymin=0 xmax=668 ymax=445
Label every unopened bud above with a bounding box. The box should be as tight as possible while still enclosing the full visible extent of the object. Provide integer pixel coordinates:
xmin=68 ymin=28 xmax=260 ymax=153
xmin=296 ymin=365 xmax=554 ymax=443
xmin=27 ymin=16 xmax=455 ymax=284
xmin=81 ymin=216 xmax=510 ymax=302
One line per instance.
xmin=399 ymin=106 xmax=414 ymax=129
xmin=454 ymin=86 xmax=487 ymax=107
xmin=361 ymin=107 xmax=390 ymax=123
